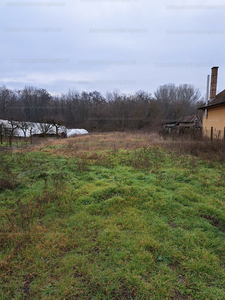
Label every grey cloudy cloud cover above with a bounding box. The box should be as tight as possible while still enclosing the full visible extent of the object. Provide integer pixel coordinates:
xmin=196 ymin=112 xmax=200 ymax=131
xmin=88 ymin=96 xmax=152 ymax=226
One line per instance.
xmin=1 ymin=0 xmax=225 ymax=96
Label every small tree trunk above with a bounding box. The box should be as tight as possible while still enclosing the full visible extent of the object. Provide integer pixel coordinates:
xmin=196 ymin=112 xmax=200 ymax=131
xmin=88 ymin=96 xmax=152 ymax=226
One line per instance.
xmin=30 ymin=129 xmax=32 ymax=144
xmin=0 ymin=124 xmax=2 ymax=144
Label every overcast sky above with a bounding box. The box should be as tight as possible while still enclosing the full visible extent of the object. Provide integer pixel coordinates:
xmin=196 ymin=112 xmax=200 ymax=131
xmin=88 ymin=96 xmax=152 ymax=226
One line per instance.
xmin=1 ymin=0 xmax=225 ymax=97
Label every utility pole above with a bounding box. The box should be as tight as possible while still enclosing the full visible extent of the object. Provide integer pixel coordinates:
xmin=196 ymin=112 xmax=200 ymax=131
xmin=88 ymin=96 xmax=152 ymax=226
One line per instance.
xmin=205 ymin=75 xmax=210 ymax=119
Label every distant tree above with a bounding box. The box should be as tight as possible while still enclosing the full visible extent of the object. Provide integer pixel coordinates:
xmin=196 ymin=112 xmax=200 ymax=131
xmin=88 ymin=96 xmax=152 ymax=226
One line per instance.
xmin=0 ymin=86 xmax=14 ymax=119
xmin=0 ymin=83 xmax=203 ymax=134
xmin=106 ymin=91 xmax=125 ymax=130
xmin=130 ymin=90 xmax=152 ymax=129
xmin=7 ymin=120 xmax=20 ymax=146
xmin=154 ymin=84 xmax=202 ymax=121
xmin=18 ymin=121 xmax=36 ymax=138
xmin=17 ymin=86 xmax=52 ymax=122
xmin=154 ymin=84 xmax=177 ymax=120
xmin=45 ymin=117 xmax=66 ymax=137
xmin=36 ymin=123 xmax=54 ymax=137
xmin=87 ymin=91 xmax=106 ymax=130
xmin=62 ymin=90 xmax=81 ymax=128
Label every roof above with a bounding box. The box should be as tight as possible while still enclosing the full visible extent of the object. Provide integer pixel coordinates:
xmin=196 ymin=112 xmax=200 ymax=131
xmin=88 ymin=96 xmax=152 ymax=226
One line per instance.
xmin=199 ymin=89 xmax=225 ymax=109
xmin=177 ymin=115 xmax=199 ymax=123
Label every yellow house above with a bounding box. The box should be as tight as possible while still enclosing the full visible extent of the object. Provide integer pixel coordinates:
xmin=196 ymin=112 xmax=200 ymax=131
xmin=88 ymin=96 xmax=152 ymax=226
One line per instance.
xmin=199 ymin=66 xmax=225 ymax=139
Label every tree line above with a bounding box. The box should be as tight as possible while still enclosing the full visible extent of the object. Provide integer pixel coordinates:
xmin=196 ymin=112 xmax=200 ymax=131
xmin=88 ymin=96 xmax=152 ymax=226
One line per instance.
xmin=0 ymin=84 xmax=204 ymax=132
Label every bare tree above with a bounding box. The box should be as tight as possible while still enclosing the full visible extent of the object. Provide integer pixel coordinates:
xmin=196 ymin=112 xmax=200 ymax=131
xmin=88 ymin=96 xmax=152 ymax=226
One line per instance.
xmin=0 ymin=122 xmax=4 ymax=144
xmin=45 ymin=118 xmax=66 ymax=137
xmin=154 ymin=84 xmax=202 ymax=121
xmin=0 ymin=86 xmax=15 ymax=119
xmin=6 ymin=120 xmax=20 ymax=146
xmin=18 ymin=121 xmax=31 ymax=138
xmin=36 ymin=123 xmax=54 ymax=137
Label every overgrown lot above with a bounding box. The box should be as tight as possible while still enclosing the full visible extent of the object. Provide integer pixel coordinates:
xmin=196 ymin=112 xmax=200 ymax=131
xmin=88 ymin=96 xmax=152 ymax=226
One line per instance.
xmin=1 ymin=132 xmax=225 ymax=299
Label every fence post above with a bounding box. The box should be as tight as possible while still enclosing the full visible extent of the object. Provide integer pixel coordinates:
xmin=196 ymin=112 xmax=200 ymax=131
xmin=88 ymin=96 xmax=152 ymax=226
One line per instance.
xmin=211 ymin=127 xmax=213 ymax=141
xmin=200 ymin=127 xmax=202 ymax=139
xmin=0 ymin=124 xmax=2 ymax=144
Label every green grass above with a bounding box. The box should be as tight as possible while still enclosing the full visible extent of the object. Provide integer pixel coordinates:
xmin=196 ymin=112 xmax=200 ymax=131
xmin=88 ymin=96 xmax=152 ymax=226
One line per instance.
xmin=0 ymin=134 xmax=225 ymax=299
xmin=0 ymin=138 xmax=30 ymax=149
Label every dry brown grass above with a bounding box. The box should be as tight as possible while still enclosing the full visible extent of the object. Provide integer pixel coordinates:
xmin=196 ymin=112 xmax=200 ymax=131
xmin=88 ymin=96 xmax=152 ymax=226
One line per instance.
xmin=21 ymin=132 xmax=162 ymax=156
xmin=163 ymin=135 xmax=225 ymax=163
xmin=12 ymin=131 xmax=225 ymax=163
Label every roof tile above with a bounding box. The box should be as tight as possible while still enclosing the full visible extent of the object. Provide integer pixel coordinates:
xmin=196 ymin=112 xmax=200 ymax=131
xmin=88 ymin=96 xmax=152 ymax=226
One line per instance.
xmin=199 ymin=89 xmax=225 ymax=109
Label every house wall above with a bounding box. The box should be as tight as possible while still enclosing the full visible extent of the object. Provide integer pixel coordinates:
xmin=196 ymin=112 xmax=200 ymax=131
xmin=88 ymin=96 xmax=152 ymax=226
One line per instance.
xmin=202 ymin=104 xmax=225 ymax=138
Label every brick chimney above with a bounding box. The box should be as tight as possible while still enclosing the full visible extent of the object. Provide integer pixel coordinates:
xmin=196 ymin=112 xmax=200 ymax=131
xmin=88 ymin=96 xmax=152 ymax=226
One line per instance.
xmin=210 ymin=66 xmax=219 ymax=100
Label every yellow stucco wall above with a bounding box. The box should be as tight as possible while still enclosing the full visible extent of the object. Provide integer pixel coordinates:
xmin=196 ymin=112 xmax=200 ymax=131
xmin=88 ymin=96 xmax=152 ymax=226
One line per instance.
xmin=202 ymin=104 xmax=225 ymax=138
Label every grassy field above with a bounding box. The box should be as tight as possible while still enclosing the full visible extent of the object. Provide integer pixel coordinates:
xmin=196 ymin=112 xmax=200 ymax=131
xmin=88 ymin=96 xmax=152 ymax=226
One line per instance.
xmin=0 ymin=132 xmax=225 ymax=299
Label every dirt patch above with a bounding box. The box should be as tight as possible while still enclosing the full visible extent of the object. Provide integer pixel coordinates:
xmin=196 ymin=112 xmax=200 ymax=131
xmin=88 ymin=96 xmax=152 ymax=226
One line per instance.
xmin=21 ymin=273 xmax=36 ymax=295
xmin=73 ymin=272 xmax=84 ymax=279
xmin=92 ymin=247 xmax=100 ymax=253
xmin=169 ymin=261 xmax=180 ymax=271
xmin=169 ymin=222 xmax=177 ymax=228
xmin=171 ymin=289 xmax=191 ymax=299
xmin=0 ymin=178 xmax=15 ymax=191
xmin=202 ymin=215 xmax=225 ymax=232
xmin=110 ymin=283 xmax=137 ymax=300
